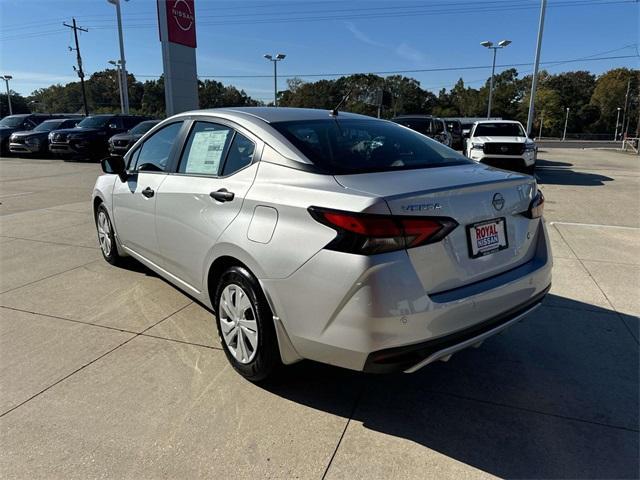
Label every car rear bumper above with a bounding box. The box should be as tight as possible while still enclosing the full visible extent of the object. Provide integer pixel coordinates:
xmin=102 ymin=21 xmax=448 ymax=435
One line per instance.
xmin=364 ymin=285 xmax=548 ymax=373
xmin=262 ymin=220 xmax=553 ymax=372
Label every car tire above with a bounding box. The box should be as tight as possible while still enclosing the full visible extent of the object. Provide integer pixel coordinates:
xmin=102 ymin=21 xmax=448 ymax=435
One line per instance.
xmin=95 ymin=204 xmax=124 ymax=266
xmin=214 ymin=266 xmax=281 ymax=382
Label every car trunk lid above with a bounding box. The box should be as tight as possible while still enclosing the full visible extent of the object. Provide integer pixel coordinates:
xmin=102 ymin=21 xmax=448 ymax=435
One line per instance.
xmin=335 ymin=163 xmax=540 ymax=293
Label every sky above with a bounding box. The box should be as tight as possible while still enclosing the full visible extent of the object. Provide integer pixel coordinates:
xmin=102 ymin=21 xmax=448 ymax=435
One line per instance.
xmin=0 ymin=0 xmax=638 ymax=103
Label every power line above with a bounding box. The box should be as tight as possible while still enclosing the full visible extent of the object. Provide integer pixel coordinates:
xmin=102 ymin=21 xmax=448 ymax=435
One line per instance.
xmin=1 ymin=0 xmax=635 ymax=39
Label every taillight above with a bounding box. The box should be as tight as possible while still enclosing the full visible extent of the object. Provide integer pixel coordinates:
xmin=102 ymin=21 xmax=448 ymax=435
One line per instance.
xmin=309 ymin=207 xmax=458 ymax=255
xmin=525 ymin=191 xmax=544 ymax=219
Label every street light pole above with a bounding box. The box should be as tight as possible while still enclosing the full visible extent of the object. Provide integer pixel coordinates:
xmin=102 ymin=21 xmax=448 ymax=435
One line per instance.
xmin=1 ymin=75 xmax=12 ymax=115
xmin=107 ymin=0 xmax=129 ymax=114
xmin=109 ymin=60 xmax=124 ymax=113
xmin=614 ymin=107 xmax=621 ymax=141
xmin=480 ymin=40 xmax=511 ymax=119
xmin=263 ymin=54 xmax=286 ymax=107
xmin=562 ymin=107 xmax=570 ymax=141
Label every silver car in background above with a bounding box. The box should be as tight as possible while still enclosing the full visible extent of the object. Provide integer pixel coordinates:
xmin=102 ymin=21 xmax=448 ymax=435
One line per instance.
xmin=93 ymin=107 xmax=552 ymax=381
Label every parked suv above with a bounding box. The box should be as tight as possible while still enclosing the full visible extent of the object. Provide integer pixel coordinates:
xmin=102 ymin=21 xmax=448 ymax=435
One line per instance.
xmin=108 ymin=119 xmax=160 ymax=156
xmin=9 ymin=117 xmax=82 ymax=155
xmin=49 ymin=114 xmax=149 ymax=160
xmin=392 ymin=115 xmax=452 ymax=147
xmin=93 ymin=107 xmax=551 ymax=381
xmin=464 ymin=120 xmax=536 ymax=174
xmin=444 ymin=119 xmax=463 ymax=150
xmin=0 ymin=114 xmax=60 ymax=155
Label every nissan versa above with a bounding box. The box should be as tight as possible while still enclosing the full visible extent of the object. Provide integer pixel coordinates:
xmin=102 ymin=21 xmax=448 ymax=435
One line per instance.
xmin=93 ymin=107 xmax=552 ymax=381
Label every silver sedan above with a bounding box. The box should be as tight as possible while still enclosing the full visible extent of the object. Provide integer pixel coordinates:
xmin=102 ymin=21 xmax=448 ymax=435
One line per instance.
xmin=93 ymin=107 xmax=552 ymax=381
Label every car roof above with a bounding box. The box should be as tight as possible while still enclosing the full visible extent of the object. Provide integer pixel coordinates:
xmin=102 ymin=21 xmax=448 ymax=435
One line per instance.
xmin=393 ymin=114 xmax=435 ymax=119
xmin=474 ymin=120 xmax=522 ymax=124
xmin=181 ymin=107 xmax=373 ymax=123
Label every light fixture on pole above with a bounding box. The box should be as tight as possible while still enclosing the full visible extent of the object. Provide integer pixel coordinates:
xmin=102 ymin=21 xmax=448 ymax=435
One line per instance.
xmin=264 ymin=53 xmax=286 ymax=107
xmin=1 ymin=75 xmax=13 ymax=115
xmin=480 ymin=40 xmax=511 ymax=119
xmin=107 ymin=0 xmax=129 ymax=114
xmin=614 ymin=107 xmax=621 ymax=141
xmin=109 ymin=60 xmax=125 ymax=114
xmin=562 ymin=107 xmax=570 ymax=141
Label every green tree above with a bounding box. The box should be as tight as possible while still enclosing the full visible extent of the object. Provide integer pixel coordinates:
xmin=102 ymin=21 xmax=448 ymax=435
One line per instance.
xmin=590 ymin=68 xmax=639 ymax=134
xmin=0 ymin=91 xmax=30 ymax=117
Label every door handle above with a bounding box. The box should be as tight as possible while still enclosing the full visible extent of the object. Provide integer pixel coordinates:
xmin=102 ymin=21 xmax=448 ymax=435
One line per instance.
xmin=210 ymin=188 xmax=235 ymax=202
xmin=141 ymin=187 xmax=155 ymax=198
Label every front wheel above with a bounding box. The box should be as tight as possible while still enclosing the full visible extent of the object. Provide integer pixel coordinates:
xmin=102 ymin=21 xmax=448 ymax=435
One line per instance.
xmin=95 ymin=204 xmax=124 ymax=265
xmin=215 ymin=266 xmax=281 ymax=382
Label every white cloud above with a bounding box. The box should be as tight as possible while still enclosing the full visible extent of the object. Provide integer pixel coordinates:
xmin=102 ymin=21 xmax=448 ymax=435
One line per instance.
xmin=344 ymin=21 xmax=385 ymax=48
xmin=395 ymin=43 xmax=427 ymax=65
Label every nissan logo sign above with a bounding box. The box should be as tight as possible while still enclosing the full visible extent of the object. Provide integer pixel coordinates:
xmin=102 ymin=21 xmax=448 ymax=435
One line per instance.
xmin=172 ymin=0 xmax=194 ymax=31
xmin=492 ymin=193 xmax=505 ymax=211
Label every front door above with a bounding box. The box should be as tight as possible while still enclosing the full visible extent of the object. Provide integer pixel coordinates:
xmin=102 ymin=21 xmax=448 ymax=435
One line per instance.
xmin=111 ymin=121 xmax=184 ymax=265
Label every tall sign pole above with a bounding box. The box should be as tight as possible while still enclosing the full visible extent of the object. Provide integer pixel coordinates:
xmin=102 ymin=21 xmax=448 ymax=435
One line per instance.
xmin=63 ymin=18 xmax=89 ymax=116
xmin=157 ymin=0 xmax=199 ymax=116
xmin=108 ymin=0 xmax=130 ymax=114
xmin=526 ymin=0 xmax=547 ymax=136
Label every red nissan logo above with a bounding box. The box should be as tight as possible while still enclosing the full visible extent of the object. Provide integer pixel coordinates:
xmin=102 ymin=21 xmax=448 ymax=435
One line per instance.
xmin=172 ymin=0 xmax=194 ymax=32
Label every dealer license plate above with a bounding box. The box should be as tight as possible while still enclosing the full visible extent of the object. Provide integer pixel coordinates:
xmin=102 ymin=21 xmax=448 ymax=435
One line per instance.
xmin=467 ymin=218 xmax=508 ymax=258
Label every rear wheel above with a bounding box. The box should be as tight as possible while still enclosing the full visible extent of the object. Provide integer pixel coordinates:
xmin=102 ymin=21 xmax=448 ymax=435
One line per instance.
xmin=214 ymin=266 xmax=281 ymax=382
xmin=95 ymin=204 xmax=124 ymax=265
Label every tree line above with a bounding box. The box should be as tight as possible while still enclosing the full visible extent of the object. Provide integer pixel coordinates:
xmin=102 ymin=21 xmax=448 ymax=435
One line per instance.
xmin=1 ymin=67 xmax=637 ymax=138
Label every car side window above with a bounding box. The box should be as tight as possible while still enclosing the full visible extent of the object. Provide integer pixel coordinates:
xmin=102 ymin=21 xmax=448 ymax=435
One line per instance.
xmin=123 ymin=117 xmax=136 ymax=129
xmin=132 ymin=122 xmax=183 ymax=173
xmin=222 ymin=132 xmax=256 ymax=176
xmin=178 ymin=121 xmax=234 ymax=176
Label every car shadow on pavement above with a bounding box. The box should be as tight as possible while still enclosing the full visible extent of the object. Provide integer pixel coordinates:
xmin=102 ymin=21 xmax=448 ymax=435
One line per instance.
xmin=535 ymin=157 xmax=573 ymax=168
xmin=536 ymin=158 xmax=614 ymax=187
xmin=262 ymin=294 xmax=639 ymax=479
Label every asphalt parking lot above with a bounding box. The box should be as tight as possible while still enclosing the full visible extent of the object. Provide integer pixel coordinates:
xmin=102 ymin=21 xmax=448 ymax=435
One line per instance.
xmin=0 ymin=149 xmax=638 ymax=479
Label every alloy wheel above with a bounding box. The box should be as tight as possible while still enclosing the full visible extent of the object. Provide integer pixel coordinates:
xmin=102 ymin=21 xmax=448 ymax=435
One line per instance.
xmin=219 ymin=284 xmax=259 ymax=364
xmin=97 ymin=211 xmax=112 ymax=257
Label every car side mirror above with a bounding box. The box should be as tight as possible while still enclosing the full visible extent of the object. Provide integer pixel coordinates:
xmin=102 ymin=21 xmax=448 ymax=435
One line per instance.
xmin=101 ymin=155 xmax=127 ymax=182
xmin=108 ymin=123 xmax=118 ymax=130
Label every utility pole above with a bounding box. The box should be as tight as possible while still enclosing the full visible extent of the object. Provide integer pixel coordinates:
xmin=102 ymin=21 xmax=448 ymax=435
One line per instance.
xmin=63 ymin=18 xmax=89 ymax=116
xmin=526 ymin=0 xmax=547 ymax=136
xmin=620 ymin=78 xmax=631 ymax=140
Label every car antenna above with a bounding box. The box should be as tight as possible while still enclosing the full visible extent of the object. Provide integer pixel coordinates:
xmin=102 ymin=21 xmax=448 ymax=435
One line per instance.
xmin=330 ymin=87 xmax=353 ymax=116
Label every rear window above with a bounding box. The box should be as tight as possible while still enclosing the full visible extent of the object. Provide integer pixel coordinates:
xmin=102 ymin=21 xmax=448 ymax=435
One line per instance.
xmin=272 ymin=119 xmax=471 ymax=174
xmin=474 ymin=123 xmax=525 ymax=137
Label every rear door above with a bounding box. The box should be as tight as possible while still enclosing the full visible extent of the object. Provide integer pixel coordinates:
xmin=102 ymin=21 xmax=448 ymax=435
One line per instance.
xmin=112 ymin=121 xmax=184 ymax=265
xmin=155 ymin=119 xmax=262 ymax=292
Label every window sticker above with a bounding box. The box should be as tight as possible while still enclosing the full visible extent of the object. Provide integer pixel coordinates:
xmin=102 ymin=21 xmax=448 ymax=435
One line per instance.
xmin=184 ymin=129 xmax=230 ymax=174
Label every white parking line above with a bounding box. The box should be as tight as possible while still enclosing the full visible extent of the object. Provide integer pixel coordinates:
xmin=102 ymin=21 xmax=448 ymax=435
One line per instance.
xmin=550 ymin=221 xmax=640 ymax=230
